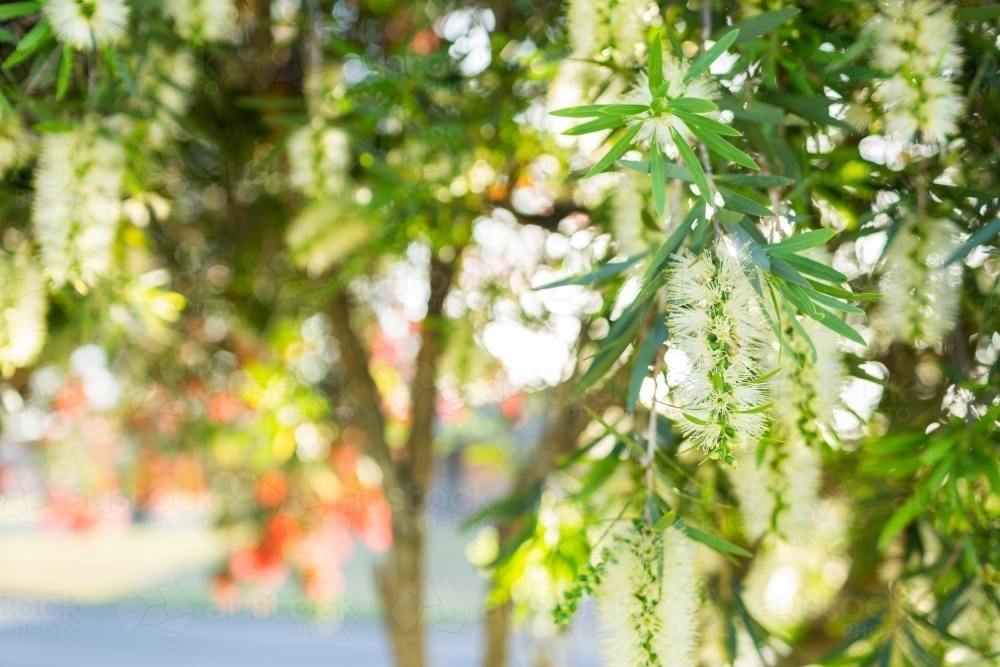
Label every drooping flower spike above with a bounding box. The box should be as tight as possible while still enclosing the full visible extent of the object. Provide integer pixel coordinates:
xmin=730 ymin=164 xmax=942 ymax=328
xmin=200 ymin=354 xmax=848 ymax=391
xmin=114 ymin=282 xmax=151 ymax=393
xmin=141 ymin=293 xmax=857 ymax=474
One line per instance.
xmin=666 ymin=240 xmax=771 ymax=465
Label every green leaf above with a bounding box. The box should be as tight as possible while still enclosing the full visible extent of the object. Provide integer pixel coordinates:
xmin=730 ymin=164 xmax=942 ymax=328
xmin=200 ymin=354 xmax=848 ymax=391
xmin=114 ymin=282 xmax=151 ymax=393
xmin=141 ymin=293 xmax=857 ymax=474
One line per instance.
xmin=802 ymin=286 xmax=864 ymax=315
xmin=650 ymin=141 xmax=665 ymax=218
xmin=811 ymin=304 xmax=867 ymax=346
xmin=675 ymin=518 xmax=752 ymax=557
xmin=2 ymin=17 xmax=52 ymax=71
xmin=715 ymin=174 xmax=793 ymax=187
xmin=550 ymin=104 xmax=614 ymax=118
xmin=768 ymin=256 xmax=811 ymax=288
xmin=955 ymin=6 xmax=1000 ymax=20
xmin=574 ymin=299 xmax=651 ymax=398
xmin=782 ymin=253 xmax=849 ymax=283
xmin=0 ymin=2 xmax=40 ymax=20
xmin=776 ymin=280 xmax=819 ymax=319
xmin=648 ymin=32 xmax=662 ymax=93
xmin=598 ymin=103 xmax=651 ymax=116
xmin=663 ymin=98 xmax=718 ymax=113
xmin=687 ymin=124 xmax=758 ymax=170
xmin=627 ymin=318 xmax=667 ymax=414
xmin=671 ymin=127 xmax=711 ymax=205
xmin=32 ymin=120 xmax=74 ymax=132
xmin=717 ymin=96 xmax=786 ymax=124
xmin=720 ymin=8 xmax=801 ymax=43
xmin=55 ymin=44 xmax=72 ymax=100
xmin=766 ymin=229 xmax=835 ymax=255
xmin=805 ymin=280 xmax=855 ymax=300
xmin=619 ymin=159 xmax=694 ymax=182
xmin=653 ymin=509 xmax=677 ymax=530
xmin=643 ymin=203 xmax=703 ymax=281
xmin=878 ymin=458 xmax=953 ymax=550
xmin=673 ymin=110 xmax=742 ymax=136
xmin=717 ymin=209 xmax=744 ymax=228
xmin=944 ymin=217 xmax=1000 ymax=266
xmin=682 ymin=412 xmax=709 ymax=425
xmin=563 ymin=115 xmax=626 ymax=136
xmin=717 ymin=188 xmax=774 ymax=217
xmin=684 ymin=29 xmax=739 ymax=83
xmin=763 ymin=92 xmax=854 ymax=131
xmin=585 ymin=123 xmax=642 ymax=178
xmin=534 ymin=252 xmax=646 ymax=289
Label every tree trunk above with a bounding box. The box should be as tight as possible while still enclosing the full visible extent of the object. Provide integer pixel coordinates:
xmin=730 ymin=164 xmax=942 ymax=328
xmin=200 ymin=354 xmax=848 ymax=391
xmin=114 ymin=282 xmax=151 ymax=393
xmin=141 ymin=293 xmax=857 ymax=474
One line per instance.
xmin=329 ymin=259 xmax=454 ymax=667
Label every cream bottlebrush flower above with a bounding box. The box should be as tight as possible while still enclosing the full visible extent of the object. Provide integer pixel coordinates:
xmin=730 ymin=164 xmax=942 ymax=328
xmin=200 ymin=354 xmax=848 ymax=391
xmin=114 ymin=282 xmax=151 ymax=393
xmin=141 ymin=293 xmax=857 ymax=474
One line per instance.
xmin=877 ymin=74 xmax=963 ymax=145
xmin=879 ymin=216 xmax=961 ymax=345
xmin=0 ymin=115 xmax=34 ymax=178
xmin=596 ymin=524 xmax=699 ymax=667
xmin=770 ymin=315 xmax=844 ymax=447
xmin=32 ymin=124 xmax=125 ymax=292
xmin=44 ymin=0 xmax=129 ymax=50
xmin=162 ymin=0 xmax=236 ymax=43
xmin=567 ymin=0 xmax=653 ymax=65
xmin=869 ymin=0 xmax=963 ymax=144
xmin=731 ymin=435 xmax=822 ymax=543
xmin=740 ymin=503 xmax=850 ymax=633
xmin=287 ymin=124 xmax=351 ymax=200
xmin=0 ymin=250 xmax=48 ymax=376
xmin=624 ymin=56 xmax=721 ymax=160
xmin=135 ymin=45 xmax=198 ymax=148
xmin=667 ymin=241 xmax=771 ymax=463
xmin=303 ymin=64 xmax=345 ymax=120
xmin=732 ymin=315 xmax=841 ymax=542
xmin=872 ymin=0 xmax=962 ymax=77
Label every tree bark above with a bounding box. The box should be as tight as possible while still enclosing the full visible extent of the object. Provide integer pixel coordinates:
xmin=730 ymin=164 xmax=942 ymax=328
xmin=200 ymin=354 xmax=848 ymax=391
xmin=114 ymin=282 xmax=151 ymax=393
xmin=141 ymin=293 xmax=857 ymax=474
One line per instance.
xmin=329 ymin=258 xmax=455 ymax=667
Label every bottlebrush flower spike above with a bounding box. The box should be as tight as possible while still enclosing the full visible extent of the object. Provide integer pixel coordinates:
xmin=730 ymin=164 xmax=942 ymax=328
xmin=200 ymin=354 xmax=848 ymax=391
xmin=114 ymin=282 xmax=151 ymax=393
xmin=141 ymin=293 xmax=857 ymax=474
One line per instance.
xmin=666 ymin=241 xmax=771 ymax=464
xmin=44 ymin=0 xmax=129 ymax=50
xmin=879 ymin=216 xmax=961 ymax=345
xmin=0 ymin=249 xmax=48 ymax=376
xmin=32 ymin=122 xmax=125 ymax=292
xmin=567 ymin=0 xmax=652 ymax=65
xmin=596 ymin=523 xmax=699 ymax=667
xmin=869 ymin=0 xmax=964 ymax=144
xmin=732 ymin=316 xmax=841 ymax=543
xmin=287 ymin=125 xmax=351 ymax=201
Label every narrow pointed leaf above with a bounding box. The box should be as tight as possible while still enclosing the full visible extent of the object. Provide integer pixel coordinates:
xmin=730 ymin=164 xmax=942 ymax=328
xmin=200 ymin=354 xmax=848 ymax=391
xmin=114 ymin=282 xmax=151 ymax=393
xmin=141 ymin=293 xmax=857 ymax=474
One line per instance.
xmin=533 ymin=252 xmax=647 ymax=290
xmin=718 ymin=188 xmax=774 ymax=216
xmin=56 ymin=44 xmax=73 ymax=100
xmin=673 ymin=110 xmax=742 ymax=136
xmin=684 ymin=29 xmax=739 ymax=83
xmin=550 ymin=104 xmax=615 ymax=118
xmin=663 ymin=98 xmax=718 ymax=113
xmin=0 ymin=2 xmax=40 ymax=20
xmin=585 ymin=123 xmax=642 ymax=178
xmin=563 ymin=115 xmax=626 ymax=136
xmin=766 ymin=229 xmax=835 ymax=254
xmin=781 ymin=252 xmax=848 ymax=283
xmin=650 ymin=141 xmax=666 ymax=217
xmin=811 ymin=304 xmax=867 ymax=346
xmin=599 ymin=103 xmax=651 ymax=116
xmin=687 ymin=124 xmax=759 ymax=170
xmin=3 ymin=18 xmax=52 ymax=71
xmin=648 ymin=33 xmax=663 ymax=93
xmin=944 ymin=217 xmax=1000 ymax=266
xmin=671 ymin=127 xmax=711 ymax=205
xmin=627 ymin=317 xmax=667 ymax=414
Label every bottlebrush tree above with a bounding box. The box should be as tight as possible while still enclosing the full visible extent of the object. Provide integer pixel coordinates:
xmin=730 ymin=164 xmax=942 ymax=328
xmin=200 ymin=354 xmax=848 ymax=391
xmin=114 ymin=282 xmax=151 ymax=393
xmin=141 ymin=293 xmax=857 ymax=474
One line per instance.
xmin=2 ymin=1 xmax=1000 ymax=667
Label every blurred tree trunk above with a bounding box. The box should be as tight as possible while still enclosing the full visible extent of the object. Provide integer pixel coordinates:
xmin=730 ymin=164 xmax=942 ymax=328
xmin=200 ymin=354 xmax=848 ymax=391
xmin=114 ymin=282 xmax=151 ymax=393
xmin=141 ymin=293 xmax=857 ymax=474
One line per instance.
xmin=329 ymin=259 xmax=455 ymax=667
